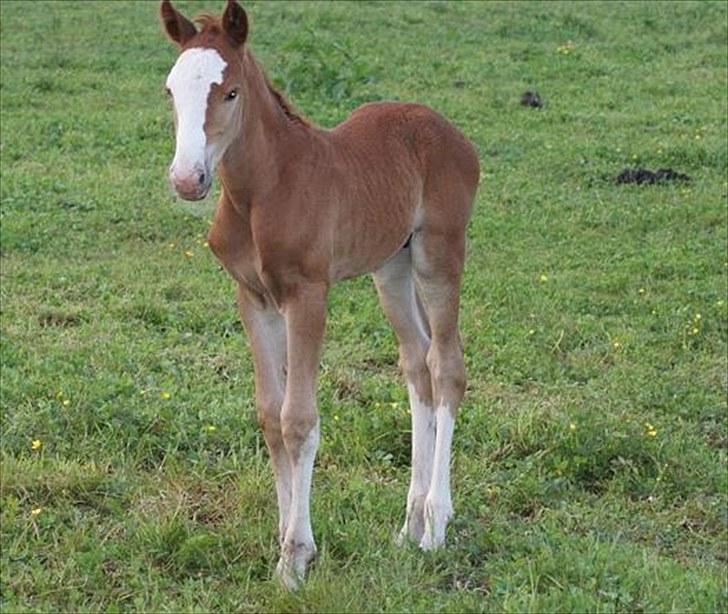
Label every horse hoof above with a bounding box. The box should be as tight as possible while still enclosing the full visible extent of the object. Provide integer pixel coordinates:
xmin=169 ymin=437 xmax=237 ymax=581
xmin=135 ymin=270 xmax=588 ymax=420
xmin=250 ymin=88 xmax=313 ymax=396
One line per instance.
xmin=419 ymin=498 xmax=452 ymax=551
xmin=275 ymin=540 xmax=316 ymax=590
xmin=419 ymin=530 xmax=444 ymax=551
xmin=275 ymin=557 xmax=303 ymax=591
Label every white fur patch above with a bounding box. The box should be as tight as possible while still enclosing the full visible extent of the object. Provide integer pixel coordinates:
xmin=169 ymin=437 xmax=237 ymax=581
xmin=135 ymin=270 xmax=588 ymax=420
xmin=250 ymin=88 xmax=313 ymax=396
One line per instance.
xmin=407 ymin=383 xmax=435 ymax=498
xmin=421 ymin=404 xmax=455 ymax=550
xmin=166 ymin=48 xmax=227 ymax=174
xmin=430 ymin=405 xmax=454 ymax=506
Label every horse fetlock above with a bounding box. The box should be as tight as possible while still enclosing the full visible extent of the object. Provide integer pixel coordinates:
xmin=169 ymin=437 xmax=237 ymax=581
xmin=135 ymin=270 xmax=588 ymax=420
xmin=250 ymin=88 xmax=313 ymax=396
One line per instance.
xmin=278 ymin=521 xmax=288 ymax=547
xmin=399 ymin=493 xmax=426 ymax=544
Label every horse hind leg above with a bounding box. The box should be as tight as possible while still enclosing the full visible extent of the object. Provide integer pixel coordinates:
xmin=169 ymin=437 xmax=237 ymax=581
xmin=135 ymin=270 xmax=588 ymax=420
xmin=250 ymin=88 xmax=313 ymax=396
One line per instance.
xmin=372 ymin=246 xmax=435 ymax=544
xmin=410 ymin=225 xmax=467 ymax=550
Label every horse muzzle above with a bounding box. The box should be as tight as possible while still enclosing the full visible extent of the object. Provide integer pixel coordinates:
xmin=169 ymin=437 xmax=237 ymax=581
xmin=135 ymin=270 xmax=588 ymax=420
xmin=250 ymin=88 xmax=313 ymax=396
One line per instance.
xmin=169 ymin=164 xmax=211 ymax=201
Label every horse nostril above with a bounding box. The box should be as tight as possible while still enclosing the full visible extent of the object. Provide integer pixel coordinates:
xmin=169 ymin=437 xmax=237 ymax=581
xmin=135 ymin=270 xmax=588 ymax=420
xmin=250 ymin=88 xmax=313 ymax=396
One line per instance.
xmin=198 ymin=172 xmax=206 ymax=186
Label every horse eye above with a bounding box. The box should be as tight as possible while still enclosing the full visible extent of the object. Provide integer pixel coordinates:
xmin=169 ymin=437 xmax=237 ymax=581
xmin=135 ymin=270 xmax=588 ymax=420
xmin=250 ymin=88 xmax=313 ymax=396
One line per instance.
xmin=225 ymin=89 xmax=238 ymax=101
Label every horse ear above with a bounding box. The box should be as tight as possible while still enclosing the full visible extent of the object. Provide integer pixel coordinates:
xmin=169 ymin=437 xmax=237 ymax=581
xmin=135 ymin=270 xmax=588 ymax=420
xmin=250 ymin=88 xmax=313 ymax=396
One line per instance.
xmin=160 ymin=0 xmax=197 ymax=47
xmin=222 ymin=0 xmax=248 ymax=47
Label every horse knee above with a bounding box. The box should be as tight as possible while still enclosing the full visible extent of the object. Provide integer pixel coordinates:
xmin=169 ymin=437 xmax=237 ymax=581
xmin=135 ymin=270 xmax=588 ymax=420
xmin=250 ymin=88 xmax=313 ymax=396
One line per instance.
xmin=400 ymin=345 xmax=433 ymax=406
xmin=257 ymin=395 xmax=283 ymax=440
xmin=280 ymin=404 xmax=319 ymax=460
xmin=426 ymin=345 xmax=465 ymax=409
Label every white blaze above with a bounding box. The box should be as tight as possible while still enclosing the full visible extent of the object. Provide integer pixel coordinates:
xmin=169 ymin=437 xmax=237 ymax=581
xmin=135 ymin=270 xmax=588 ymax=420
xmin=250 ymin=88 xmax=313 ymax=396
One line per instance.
xmin=166 ymin=48 xmax=227 ymax=176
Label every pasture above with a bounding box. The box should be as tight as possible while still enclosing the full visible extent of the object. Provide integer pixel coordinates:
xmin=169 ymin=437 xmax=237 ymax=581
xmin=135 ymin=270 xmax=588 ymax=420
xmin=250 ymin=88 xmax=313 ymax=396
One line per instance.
xmin=1 ymin=0 xmax=726 ymax=611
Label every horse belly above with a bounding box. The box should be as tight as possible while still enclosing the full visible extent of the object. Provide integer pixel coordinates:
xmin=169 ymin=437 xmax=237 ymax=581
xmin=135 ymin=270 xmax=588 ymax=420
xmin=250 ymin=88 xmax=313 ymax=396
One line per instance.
xmin=330 ymin=187 xmax=420 ymax=281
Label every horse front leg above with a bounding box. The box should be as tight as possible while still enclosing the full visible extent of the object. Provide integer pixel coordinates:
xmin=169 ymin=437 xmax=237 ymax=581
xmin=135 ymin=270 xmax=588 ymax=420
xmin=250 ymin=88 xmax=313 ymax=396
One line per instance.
xmin=236 ymin=286 xmax=291 ymax=545
xmin=275 ymin=281 xmax=328 ymax=590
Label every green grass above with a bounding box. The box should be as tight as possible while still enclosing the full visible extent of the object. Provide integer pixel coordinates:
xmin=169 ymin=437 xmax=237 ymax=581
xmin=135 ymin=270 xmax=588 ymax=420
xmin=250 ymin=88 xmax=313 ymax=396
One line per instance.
xmin=1 ymin=0 xmax=727 ymax=611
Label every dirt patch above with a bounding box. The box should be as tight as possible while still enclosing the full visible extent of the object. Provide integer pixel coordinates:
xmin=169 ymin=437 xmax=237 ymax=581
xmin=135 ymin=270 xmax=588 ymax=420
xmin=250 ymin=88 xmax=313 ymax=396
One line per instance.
xmin=38 ymin=310 xmax=83 ymax=327
xmin=520 ymin=90 xmax=543 ymax=108
xmin=615 ymin=168 xmax=691 ymax=185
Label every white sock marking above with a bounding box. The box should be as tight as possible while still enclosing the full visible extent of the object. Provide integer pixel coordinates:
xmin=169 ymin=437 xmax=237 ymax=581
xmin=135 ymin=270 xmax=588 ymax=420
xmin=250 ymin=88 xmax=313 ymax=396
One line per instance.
xmin=407 ymin=384 xmax=435 ymax=500
xmin=277 ymin=421 xmax=319 ymax=589
xmin=398 ymin=384 xmax=436 ymax=544
xmin=287 ymin=422 xmax=319 ymax=544
xmin=421 ymin=404 xmax=455 ymax=550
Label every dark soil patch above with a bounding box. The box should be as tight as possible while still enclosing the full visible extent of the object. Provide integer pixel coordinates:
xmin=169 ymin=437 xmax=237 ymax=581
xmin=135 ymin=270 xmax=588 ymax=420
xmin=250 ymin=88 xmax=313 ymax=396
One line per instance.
xmin=38 ymin=310 xmax=83 ymax=327
xmin=615 ymin=168 xmax=691 ymax=185
xmin=520 ymin=90 xmax=543 ymax=108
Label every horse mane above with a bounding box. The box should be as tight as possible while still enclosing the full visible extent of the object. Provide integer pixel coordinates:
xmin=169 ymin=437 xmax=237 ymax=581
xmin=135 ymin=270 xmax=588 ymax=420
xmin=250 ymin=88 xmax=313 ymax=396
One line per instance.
xmin=193 ymin=13 xmax=311 ymax=128
xmin=262 ymin=74 xmax=311 ymax=127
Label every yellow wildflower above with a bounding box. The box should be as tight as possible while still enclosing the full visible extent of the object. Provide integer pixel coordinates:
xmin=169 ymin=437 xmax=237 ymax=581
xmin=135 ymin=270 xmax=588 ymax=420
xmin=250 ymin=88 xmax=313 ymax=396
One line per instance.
xmin=31 ymin=508 xmax=42 ymax=517
xmin=184 ymin=250 xmax=194 ymax=258
xmin=539 ymin=274 xmax=548 ymax=283
xmin=569 ymin=423 xmax=577 ymax=432
xmin=556 ymin=41 xmax=575 ymax=54
xmin=160 ymin=391 xmax=171 ymax=400
xmin=31 ymin=439 xmax=42 ymax=450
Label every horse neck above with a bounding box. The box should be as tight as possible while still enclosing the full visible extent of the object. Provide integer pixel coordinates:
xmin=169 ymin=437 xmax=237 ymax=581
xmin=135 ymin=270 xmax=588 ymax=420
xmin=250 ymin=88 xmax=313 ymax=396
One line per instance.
xmin=219 ymin=49 xmax=309 ymax=204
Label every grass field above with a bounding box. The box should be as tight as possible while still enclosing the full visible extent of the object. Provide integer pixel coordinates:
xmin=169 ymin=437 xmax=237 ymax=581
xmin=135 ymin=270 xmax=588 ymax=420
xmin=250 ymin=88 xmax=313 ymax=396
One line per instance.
xmin=1 ymin=0 xmax=727 ymax=611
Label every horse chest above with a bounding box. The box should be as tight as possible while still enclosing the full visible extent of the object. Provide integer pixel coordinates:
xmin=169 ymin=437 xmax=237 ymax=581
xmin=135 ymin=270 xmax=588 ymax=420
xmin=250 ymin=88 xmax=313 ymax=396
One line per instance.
xmin=208 ymin=203 xmax=268 ymax=299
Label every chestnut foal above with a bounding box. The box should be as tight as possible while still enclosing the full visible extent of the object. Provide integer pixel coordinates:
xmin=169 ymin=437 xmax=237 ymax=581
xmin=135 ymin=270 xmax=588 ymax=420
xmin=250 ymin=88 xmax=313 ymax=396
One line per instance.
xmin=160 ymin=0 xmax=479 ymax=589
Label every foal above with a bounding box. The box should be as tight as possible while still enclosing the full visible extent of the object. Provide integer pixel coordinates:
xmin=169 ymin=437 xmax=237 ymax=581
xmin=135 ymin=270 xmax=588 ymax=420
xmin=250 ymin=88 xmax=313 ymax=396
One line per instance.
xmin=160 ymin=0 xmax=479 ymax=589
